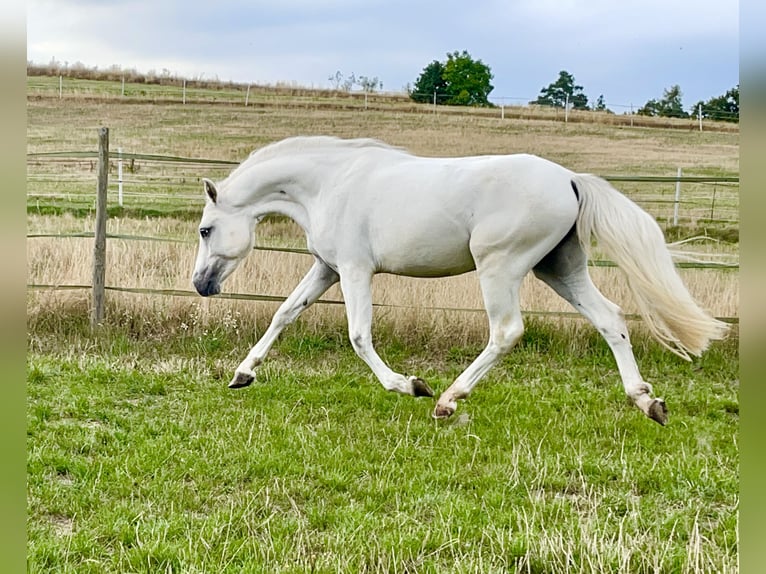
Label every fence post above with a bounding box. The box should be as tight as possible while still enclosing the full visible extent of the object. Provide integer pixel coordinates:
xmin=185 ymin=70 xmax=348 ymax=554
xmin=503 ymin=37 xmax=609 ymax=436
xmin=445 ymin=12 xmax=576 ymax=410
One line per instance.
xmin=91 ymin=127 xmax=109 ymax=330
xmin=117 ymin=147 xmax=124 ymax=206
xmin=673 ymin=167 xmax=682 ymax=226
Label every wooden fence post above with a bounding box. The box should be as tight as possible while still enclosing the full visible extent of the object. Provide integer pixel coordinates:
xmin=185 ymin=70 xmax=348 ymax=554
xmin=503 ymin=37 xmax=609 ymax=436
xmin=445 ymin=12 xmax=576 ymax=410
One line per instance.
xmin=91 ymin=127 xmax=109 ymax=330
xmin=673 ymin=167 xmax=682 ymax=227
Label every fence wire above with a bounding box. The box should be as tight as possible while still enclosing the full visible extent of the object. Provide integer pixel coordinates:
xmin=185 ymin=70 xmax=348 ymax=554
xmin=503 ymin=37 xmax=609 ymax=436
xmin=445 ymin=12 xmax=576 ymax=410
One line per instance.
xmin=27 ymin=151 xmax=740 ymax=324
xmin=27 ymin=151 xmax=740 ymax=225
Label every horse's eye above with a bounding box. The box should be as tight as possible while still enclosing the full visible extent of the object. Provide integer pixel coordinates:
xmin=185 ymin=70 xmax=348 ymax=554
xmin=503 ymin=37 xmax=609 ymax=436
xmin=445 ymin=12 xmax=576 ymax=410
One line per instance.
xmin=199 ymin=227 xmax=212 ymax=239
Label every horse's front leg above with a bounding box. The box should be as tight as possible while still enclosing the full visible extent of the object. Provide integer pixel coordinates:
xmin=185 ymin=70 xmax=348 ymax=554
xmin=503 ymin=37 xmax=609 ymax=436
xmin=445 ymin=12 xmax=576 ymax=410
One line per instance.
xmin=339 ymin=267 xmax=433 ymax=397
xmin=229 ymin=259 xmax=339 ymax=388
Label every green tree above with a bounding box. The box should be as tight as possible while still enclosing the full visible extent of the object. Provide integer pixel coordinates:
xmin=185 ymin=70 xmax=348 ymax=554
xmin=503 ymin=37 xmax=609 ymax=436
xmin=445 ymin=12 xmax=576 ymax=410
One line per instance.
xmin=442 ymin=50 xmax=494 ymax=106
xmin=691 ymin=85 xmax=739 ymax=123
xmin=410 ymin=51 xmax=493 ymax=106
xmin=593 ymin=94 xmax=611 ymax=112
xmin=530 ymin=70 xmax=589 ymax=109
xmin=637 ymin=85 xmax=689 ymax=118
xmin=410 ymin=60 xmax=447 ymax=104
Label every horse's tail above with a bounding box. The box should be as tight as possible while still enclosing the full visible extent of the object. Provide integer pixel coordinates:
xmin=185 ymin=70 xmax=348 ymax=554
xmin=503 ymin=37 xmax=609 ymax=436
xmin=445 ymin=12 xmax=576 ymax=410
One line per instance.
xmin=571 ymin=173 xmax=728 ymax=360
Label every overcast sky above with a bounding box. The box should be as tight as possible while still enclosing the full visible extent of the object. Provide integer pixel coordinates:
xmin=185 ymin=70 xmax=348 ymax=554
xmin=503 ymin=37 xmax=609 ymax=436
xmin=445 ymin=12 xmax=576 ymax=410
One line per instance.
xmin=27 ymin=0 xmax=739 ymax=112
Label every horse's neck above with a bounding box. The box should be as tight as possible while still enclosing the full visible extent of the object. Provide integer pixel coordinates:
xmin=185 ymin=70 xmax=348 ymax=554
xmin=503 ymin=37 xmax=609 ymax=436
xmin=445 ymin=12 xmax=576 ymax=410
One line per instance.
xmin=230 ymin=154 xmax=330 ymax=233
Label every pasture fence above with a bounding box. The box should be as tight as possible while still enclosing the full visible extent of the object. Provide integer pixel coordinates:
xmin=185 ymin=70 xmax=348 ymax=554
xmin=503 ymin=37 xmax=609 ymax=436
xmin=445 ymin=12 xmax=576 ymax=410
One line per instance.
xmin=27 ymin=74 xmax=739 ymax=132
xmin=27 ymin=129 xmax=740 ymax=330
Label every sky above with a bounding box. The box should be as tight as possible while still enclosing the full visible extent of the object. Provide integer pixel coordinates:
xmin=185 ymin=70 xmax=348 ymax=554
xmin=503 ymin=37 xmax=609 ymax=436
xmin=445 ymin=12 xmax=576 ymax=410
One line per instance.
xmin=26 ymin=0 xmax=740 ymax=112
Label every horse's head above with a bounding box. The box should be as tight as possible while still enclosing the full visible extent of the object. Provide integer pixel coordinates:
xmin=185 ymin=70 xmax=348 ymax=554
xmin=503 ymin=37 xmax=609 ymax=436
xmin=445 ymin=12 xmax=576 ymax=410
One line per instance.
xmin=192 ymin=178 xmax=256 ymax=296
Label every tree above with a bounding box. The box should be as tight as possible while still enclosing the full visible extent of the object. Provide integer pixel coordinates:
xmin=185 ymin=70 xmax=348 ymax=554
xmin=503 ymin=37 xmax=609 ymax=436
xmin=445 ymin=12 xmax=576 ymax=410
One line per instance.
xmin=442 ymin=50 xmax=494 ymax=106
xmin=593 ymin=94 xmax=611 ymax=113
xmin=328 ymin=70 xmax=343 ymax=90
xmin=357 ymin=75 xmax=383 ymax=93
xmin=410 ymin=51 xmax=494 ymax=106
xmin=637 ymin=85 xmax=689 ymax=118
xmin=341 ymin=73 xmax=356 ymax=92
xmin=328 ymin=71 xmax=383 ymax=93
xmin=691 ymin=85 xmax=739 ymax=123
xmin=410 ymin=60 xmax=447 ymax=104
xmin=530 ymin=71 xmax=588 ymax=109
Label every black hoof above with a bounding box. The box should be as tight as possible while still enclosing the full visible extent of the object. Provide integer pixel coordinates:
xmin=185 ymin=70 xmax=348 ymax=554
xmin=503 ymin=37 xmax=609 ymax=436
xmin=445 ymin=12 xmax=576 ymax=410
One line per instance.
xmin=228 ymin=372 xmax=254 ymax=389
xmin=411 ymin=377 xmax=434 ymax=398
xmin=648 ymin=399 xmax=668 ymax=426
xmin=432 ymin=404 xmax=455 ymax=419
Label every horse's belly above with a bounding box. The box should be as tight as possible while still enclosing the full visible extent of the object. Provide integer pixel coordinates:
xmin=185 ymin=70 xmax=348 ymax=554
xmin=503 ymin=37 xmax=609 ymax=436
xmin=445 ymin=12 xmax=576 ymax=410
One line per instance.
xmin=384 ymin=255 xmax=475 ymax=277
xmin=374 ymin=233 xmax=475 ymax=277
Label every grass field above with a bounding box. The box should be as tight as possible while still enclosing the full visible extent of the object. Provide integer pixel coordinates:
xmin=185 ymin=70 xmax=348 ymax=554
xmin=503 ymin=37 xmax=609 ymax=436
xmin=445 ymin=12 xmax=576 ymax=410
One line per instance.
xmin=26 ymin=73 xmax=740 ymax=132
xmin=27 ymin=77 xmax=739 ymax=573
xmin=26 ymin=75 xmax=740 ymax=235
xmin=28 ymin=318 xmax=738 ymax=573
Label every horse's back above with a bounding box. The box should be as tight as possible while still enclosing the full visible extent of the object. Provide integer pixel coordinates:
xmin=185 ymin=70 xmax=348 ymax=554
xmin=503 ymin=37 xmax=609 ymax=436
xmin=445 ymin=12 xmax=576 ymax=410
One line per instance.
xmin=330 ymin=151 xmax=579 ymax=277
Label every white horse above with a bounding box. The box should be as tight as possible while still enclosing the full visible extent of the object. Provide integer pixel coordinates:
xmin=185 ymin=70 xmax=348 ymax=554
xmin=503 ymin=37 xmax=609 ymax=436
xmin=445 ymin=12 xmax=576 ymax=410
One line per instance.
xmin=192 ymin=136 xmax=727 ymax=424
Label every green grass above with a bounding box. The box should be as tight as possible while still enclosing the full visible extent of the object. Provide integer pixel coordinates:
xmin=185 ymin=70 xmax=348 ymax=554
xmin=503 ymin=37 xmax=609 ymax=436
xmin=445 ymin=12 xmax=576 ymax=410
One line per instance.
xmin=27 ymin=76 xmax=739 ymax=572
xmin=26 ymin=203 xmax=204 ymax=221
xmin=27 ymin=317 xmax=738 ymax=573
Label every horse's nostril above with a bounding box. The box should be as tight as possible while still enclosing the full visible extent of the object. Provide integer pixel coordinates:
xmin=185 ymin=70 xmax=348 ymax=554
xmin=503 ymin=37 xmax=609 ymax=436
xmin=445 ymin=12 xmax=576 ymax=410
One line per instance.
xmin=193 ymin=274 xmax=220 ymax=297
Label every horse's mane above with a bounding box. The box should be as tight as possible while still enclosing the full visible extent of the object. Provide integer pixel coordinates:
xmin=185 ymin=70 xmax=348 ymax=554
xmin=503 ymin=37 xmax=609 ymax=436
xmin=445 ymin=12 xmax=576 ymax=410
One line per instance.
xmin=258 ymin=136 xmax=402 ymax=158
xmin=223 ymin=136 xmax=407 ymax=183
xmin=246 ymin=136 xmax=404 ymax=164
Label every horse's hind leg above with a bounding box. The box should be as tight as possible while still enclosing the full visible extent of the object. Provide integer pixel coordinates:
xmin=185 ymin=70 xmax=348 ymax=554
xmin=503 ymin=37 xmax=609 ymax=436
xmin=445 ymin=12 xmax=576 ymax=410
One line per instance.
xmin=533 ymin=233 xmax=668 ymax=424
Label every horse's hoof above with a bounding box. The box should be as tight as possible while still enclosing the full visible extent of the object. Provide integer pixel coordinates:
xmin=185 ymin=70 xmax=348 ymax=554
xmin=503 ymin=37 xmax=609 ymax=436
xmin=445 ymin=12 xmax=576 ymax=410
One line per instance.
xmin=648 ymin=398 xmax=668 ymax=425
xmin=228 ymin=371 xmax=255 ymax=389
xmin=432 ymin=404 xmax=455 ymax=419
xmin=410 ymin=376 xmax=434 ymax=397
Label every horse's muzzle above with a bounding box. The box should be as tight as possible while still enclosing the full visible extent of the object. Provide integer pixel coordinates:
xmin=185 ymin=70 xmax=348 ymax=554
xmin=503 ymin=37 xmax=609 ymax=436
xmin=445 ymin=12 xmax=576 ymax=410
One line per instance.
xmin=192 ymin=272 xmax=221 ymax=297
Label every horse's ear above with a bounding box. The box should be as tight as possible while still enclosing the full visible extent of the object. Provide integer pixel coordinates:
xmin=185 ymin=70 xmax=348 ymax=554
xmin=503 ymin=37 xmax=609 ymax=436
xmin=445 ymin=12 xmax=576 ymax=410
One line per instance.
xmin=202 ymin=178 xmax=218 ymax=204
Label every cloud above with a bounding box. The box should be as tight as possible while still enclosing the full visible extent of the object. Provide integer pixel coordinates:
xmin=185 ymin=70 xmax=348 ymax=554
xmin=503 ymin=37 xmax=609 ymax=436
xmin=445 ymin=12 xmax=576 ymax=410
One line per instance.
xmin=26 ymin=0 xmax=739 ymax=106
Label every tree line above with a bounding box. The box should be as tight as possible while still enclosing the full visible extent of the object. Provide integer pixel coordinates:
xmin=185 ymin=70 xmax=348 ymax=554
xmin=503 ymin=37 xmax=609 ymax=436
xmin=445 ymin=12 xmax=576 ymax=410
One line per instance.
xmin=409 ymin=52 xmax=739 ymax=123
xmin=27 ymin=57 xmax=738 ymax=123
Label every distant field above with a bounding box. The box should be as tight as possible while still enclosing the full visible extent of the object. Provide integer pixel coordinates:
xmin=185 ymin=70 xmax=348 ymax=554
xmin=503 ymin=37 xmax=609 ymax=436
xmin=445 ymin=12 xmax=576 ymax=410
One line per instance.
xmin=27 ymin=79 xmax=739 ymax=573
xmin=26 ymin=80 xmax=740 ymax=328
xmin=27 ymin=74 xmax=740 ymax=132
xmin=27 ymin=79 xmax=739 ymax=229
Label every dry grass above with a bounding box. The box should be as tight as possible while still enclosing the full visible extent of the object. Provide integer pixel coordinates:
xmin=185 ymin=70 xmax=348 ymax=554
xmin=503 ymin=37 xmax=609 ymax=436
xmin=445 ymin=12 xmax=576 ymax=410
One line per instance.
xmin=27 ymin=213 xmax=738 ymax=349
xmin=26 ymin=98 xmax=739 ymax=174
xmin=26 ymin=95 xmax=740 ymax=229
xmin=27 ymin=70 xmax=739 ymax=134
xmin=27 ymin=94 xmax=739 ymax=345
